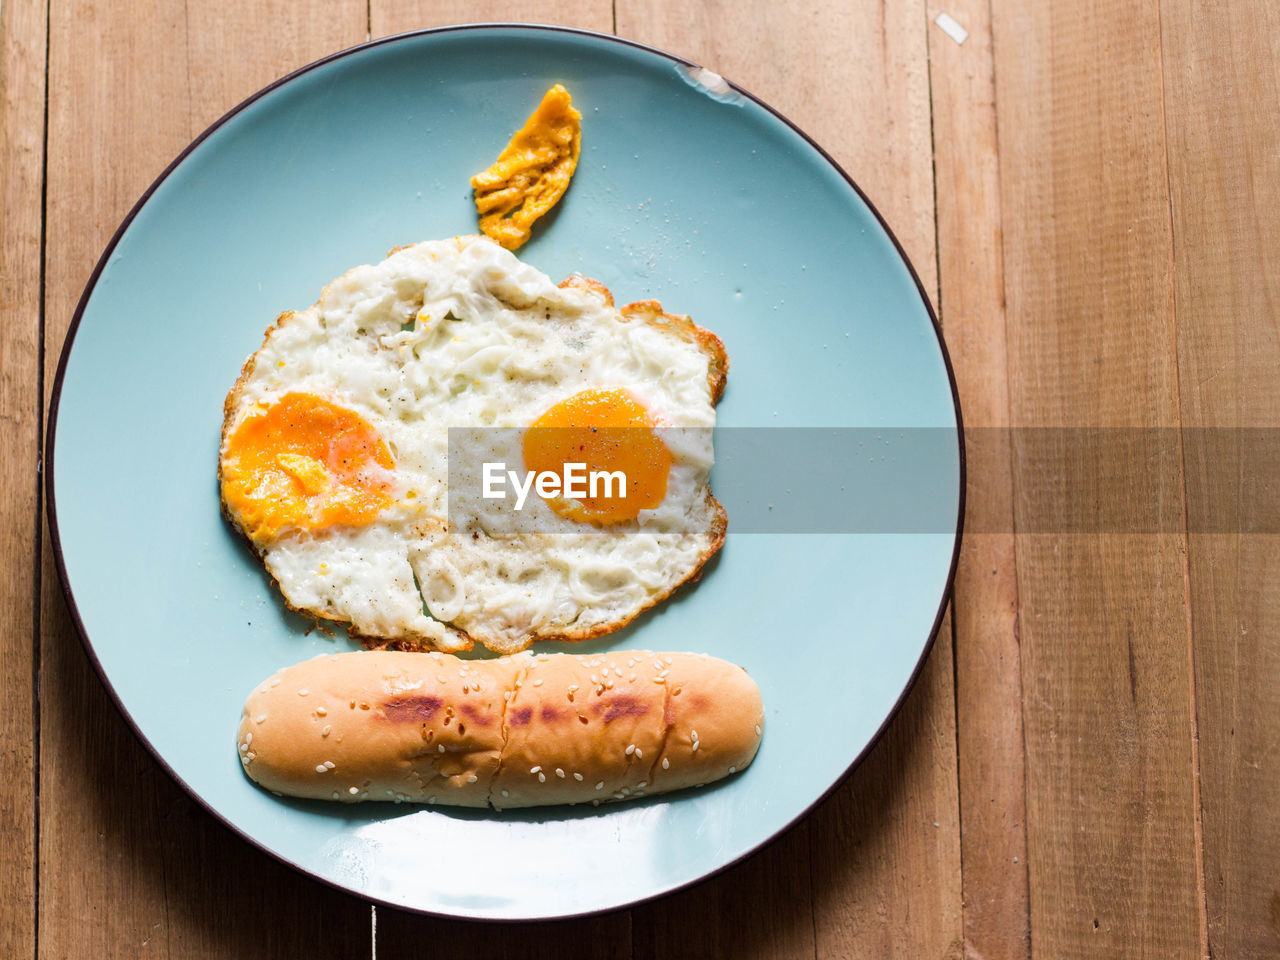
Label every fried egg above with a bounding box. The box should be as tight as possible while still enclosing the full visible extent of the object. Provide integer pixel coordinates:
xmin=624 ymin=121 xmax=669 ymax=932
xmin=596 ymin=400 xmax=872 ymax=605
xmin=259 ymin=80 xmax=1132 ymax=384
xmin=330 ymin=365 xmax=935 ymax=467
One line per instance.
xmin=220 ymin=235 xmax=727 ymax=654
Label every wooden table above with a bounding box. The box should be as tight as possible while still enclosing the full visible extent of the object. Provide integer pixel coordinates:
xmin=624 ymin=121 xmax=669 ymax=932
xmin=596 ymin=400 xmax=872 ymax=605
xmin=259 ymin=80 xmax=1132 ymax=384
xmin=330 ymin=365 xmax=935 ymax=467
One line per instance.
xmin=3 ymin=1 xmax=1276 ymax=957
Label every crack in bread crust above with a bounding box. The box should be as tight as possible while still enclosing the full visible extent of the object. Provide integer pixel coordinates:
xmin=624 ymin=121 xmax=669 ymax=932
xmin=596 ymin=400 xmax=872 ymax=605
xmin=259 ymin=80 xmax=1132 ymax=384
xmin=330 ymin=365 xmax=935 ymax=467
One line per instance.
xmin=644 ymin=681 xmax=674 ymax=790
xmin=487 ymin=659 xmax=529 ymax=809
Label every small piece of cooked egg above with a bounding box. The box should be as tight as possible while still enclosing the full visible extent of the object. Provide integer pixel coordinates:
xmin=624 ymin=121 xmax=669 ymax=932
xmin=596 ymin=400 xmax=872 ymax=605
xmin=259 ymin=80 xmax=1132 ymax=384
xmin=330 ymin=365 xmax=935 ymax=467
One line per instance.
xmin=471 ymin=84 xmax=581 ymax=250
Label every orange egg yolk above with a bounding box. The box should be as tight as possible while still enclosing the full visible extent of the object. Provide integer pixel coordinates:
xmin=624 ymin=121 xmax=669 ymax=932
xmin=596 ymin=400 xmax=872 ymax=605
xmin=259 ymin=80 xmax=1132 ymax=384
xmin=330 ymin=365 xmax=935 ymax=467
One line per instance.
xmin=221 ymin=392 xmax=395 ymax=544
xmin=522 ymin=388 xmax=671 ymax=525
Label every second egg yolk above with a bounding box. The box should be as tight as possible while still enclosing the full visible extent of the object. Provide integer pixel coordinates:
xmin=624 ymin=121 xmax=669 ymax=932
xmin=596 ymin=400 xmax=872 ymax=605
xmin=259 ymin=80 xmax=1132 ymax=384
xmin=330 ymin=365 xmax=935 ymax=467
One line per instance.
xmin=221 ymin=392 xmax=395 ymax=544
xmin=522 ymin=388 xmax=672 ymax=525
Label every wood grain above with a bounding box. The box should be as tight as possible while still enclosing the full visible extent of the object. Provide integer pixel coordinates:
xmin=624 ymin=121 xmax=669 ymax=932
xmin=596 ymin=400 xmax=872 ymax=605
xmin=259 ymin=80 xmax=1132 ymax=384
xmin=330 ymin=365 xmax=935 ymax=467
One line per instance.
xmin=39 ymin=2 xmax=372 ymax=957
xmin=631 ymin=827 xmax=814 ymax=960
xmin=614 ymin=2 xmax=962 ymax=957
xmin=0 ymin=0 xmax=45 ymax=957
xmin=989 ymin=0 xmax=1203 ymax=955
xmin=925 ymin=2 xmax=1030 ymax=958
xmin=808 ymin=627 xmax=964 ymax=960
xmin=377 ymin=913 xmax=633 ymax=960
xmin=1159 ymin=0 xmax=1280 ymax=955
xmin=371 ymin=1 xmax=613 ymax=38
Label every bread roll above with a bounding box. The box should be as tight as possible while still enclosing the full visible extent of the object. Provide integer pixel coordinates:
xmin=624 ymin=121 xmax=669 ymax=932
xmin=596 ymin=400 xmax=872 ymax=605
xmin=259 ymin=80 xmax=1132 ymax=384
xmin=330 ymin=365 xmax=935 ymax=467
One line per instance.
xmin=236 ymin=649 xmax=763 ymax=808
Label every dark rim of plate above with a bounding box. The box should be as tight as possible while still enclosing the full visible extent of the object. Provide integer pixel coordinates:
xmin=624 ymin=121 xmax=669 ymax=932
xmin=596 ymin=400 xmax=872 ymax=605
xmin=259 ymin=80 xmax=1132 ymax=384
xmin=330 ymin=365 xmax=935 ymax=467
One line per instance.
xmin=44 ymin=22 xmax=967 ymax=924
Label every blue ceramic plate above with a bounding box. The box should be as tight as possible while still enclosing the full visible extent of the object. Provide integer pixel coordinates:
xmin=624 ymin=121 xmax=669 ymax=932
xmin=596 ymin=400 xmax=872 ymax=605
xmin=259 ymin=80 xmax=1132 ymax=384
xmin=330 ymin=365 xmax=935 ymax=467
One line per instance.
xmin=48 ymin=25 xmax=962 ymax=920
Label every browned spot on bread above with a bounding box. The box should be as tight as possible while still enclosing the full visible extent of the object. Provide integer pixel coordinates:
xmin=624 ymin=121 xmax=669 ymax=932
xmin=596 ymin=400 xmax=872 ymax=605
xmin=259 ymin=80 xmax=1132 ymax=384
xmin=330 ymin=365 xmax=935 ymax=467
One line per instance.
xmin=540 ymin=705 xmax=562 ymax=722
xmin=381 ymin=696 xmax=442 ymax=722
xmin=600 ymin=695 xmax=648 ymax=723
xmin=459 ymin=703 xmax=492 ymax=726
xmin=509 ymin=706 xmax=533 ymax=726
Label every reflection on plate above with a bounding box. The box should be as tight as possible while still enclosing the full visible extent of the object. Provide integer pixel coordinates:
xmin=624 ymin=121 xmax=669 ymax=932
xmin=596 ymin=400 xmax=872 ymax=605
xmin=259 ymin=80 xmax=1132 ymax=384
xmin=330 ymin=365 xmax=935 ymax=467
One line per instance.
xmin=48 ymin=25 xmax=962 ymax=920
